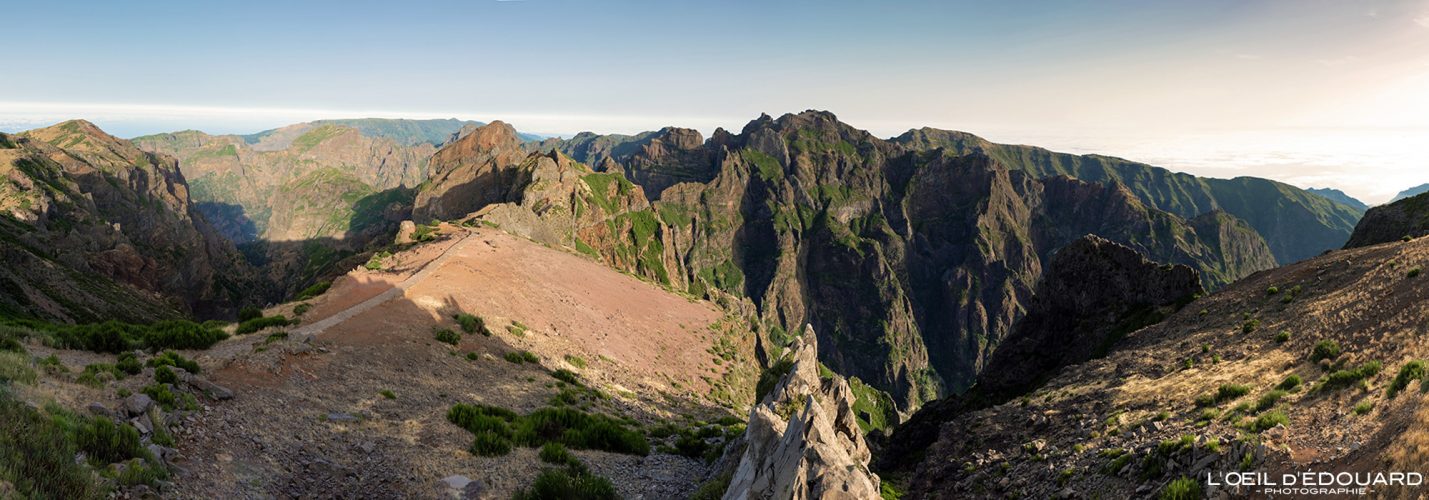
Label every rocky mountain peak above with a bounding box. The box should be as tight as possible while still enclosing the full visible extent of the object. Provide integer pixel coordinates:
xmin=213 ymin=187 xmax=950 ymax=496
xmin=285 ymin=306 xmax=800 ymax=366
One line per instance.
xmin=1345 ymin=191 xmax=1429 ymax=248
xmin=720 ymin=327 xmax=882 ymax=499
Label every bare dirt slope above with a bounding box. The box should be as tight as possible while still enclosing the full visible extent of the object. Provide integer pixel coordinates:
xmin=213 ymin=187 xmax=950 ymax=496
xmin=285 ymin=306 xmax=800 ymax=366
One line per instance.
xmin=906 ymin=236 xmax=1429 ymax=499
xmin=172 ymin=226 xmax=750 ymax=498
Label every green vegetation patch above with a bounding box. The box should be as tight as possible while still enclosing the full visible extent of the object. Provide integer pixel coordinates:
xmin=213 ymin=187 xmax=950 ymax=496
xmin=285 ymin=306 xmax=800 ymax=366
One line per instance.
xmin=292 ymin=124 xmax=347 ymax=151
xmin=447 ymin=403 xmax=649 ymax=456
xmin=1310 ymin=340 xmax=1342 ymax=362
xmin=434 ymin=328 xmax=460 ymax=346
xmin=295 ymin=281 xmax=331 ymax=300
xmin=1318 ymin=361 xmax=1381 ymax=392
xmin=1159 ymin=476 xmax=1203 ymax=500
xmin=1388 ymin=360 xmax=1427 ymax=397
xmin=235 ymin=315 xmax=291 ymax=335
xmin=0 ymin=317 xmax=227 ymax=353
xmin=454 ymin=313 xmax=489 ymax=336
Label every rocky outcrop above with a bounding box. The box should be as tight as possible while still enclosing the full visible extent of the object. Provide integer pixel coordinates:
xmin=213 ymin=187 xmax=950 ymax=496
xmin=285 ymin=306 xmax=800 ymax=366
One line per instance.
xmin=0 ymin=122 xmax=261 ymax=321
xmin=721 ymin=328 xmax=880 ymax=499
xmin=413 ymin=121 xmax=528 ymax=223
xmin=531 ymin=127 xmax=720 ymax=199
xmin=1344 ymin=191 xmax=1429 ymax=248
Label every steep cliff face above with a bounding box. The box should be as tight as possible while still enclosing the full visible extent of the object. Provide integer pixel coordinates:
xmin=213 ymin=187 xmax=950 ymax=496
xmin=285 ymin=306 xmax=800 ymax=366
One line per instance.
xmin=1344 ymin=191 xmax=1429 ymax=248
xmin=416 ymin=111 xmax=1277 ymax=413
xmin=893 ymin=128 xmax=1364 ymax=264
xmin=877 ymin=236 xmax=1203 ymax=474
xmin=0 ymin=122 xmax=259 ymax=321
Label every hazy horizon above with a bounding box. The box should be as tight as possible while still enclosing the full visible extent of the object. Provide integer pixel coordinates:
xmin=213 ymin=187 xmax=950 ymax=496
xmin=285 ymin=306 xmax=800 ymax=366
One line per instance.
xmin=4 ymin=0 xmax=1428 ymax=203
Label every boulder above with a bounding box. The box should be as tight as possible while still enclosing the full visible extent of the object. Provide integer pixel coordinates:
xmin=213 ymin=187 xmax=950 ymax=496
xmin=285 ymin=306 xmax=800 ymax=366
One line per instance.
xmin=187 ymin=376 xmax=235 ymax=400
xmin=123 ymin=393 xmax=154 ymax=417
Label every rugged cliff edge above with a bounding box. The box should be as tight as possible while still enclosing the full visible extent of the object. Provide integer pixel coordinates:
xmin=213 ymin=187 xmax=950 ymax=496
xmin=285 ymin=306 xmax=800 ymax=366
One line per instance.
xmin=717 ymin=327 xmax=881 ymax=499
xmin=1344 ymin=191 xmax=1429 ymax=248
xmin=877 ymin=235 xmax=1204 ymax=474
xmin=0 ymin=123 xmax=259 ymax=320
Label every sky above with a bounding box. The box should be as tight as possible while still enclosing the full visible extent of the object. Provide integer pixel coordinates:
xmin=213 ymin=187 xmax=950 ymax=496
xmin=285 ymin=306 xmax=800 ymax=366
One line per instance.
xmin=2 ymin=0 xmax=1428 ymax=204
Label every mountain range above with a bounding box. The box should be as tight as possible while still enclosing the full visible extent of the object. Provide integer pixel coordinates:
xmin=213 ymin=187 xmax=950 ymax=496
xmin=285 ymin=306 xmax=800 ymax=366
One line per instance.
xmin=4 ymin=111 xmax=1419 ymax=499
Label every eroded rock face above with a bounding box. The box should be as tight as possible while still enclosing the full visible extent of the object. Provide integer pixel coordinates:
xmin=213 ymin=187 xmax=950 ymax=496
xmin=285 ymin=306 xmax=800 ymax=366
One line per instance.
xmin=877 ymin=236 xmax=1203 ymax=474
xmin=0 ymin=122 xmax=261 ymax=320
xmin=413 ymin=121 xmax=528 ymax=223
xmin=722 ymin=328 xmax=880 ymax=500
xmin=1344 ymin=191 xmax=1429 ymax=248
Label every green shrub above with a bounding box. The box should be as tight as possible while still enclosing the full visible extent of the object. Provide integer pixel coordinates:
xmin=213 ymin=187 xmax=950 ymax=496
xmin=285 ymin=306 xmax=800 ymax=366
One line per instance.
xmin=512 ymin=466 xmax=618 ymax=500
xmin=469 ymin=432 xmax=512 ymax=456
xmin=295 ymin=281 xmax=331 ymax=300
xmin=693 ymin=473 xmax=734 ymax=500
xmin=364 ymin=251 xmax=391 ymax=271
xmin=141 ymin=384 xmax=177 ymax=410
xmin=72 ymin=415 xmax=150 ymax=465
xmin=1215 ymin=384 xmax=1251 ymax=403
xmin=551 ymin=369 xmax=582 ymax=386
xmin=434 ymin=328 xmax=460 ymax=346
xmin=238 ymin=306 xmax=262 ymax=322
xmin=465 ymin=352 xmax=479 ymax=361
xmin=115 ymin=353 xmax=142 ymax=375
xmin=1388 ymin=360 xmax=1427 ymax=397
xmin=515 ymin=351 xmax=539 ymax=363
xmin=453 ymin=313 xmax=488 ymax=335
xmin=1410 ymin=267 xmax=1422 ymax=278
xmin=1275 ymin=330 xmax=1290 ymax=343
xmin=1319 ymin=361 xmax=1382 ymax=392
xmin=507 ymin=322 xmax=529 ymax=337
xmin=293 ymin=303 xmax=311 ymax=316
xmin=1254 ymin=390 xmax=1287 ymax=413
xmin=1310 ymin=340 xmax=1342 ymax=362
xmin=1251 ymin=410 xmax=1289 ymax=432
xmin=504 ymin=351 xmax=525 ymax=364
xmin=0 ymin=395 xmax=111 ymax=497
xmin=1194 ymin=393 xmax=1216 ymax=407
xmin=1278 ymin=374 xmax=1303 ymax=391
xmin=0 ymin=351 xmax=36 ymax=385
xmin=1241 ymin=319 xmax=1260 ymax=334
xmin=1353 ymin=401 xmax=1373 ymax=415
xmin=148 ymin=350 xmax=200 ymax=373
xmin=1266 ymin=286 xmax=1280 ymax=295
xmin=154 ymin=366 xmax=178 ymax=385
xmin=448 ymin=403 xmax=648 ymax=456
xmin=379 ymin=390 xmax=395 ymax=400
xmin=17 ymin=318 xmax=228 ymax=353
xmin=1159 ymin=476 xmax=1202 ymax=500
xmin=235 ymin=315 xmax=290 ymax=335
xmin=539 ymin=442 xmax=577 ymax=465
xmin=565 ymin=354 xmax=587 ymax=369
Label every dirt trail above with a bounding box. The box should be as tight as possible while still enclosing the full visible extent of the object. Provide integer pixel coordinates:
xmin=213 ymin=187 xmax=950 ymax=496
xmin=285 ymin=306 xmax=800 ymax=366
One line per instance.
xmin=290 ymin=233 xmax=474 ymax=341
xmin=173 ymin=228 xmax=741 ymax=498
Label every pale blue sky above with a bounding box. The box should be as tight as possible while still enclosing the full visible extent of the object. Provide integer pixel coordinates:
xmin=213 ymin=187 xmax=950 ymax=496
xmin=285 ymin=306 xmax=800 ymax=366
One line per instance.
xmin=4 ymin=0 xmax=1429 ymax=202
